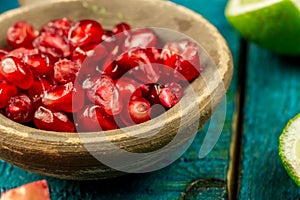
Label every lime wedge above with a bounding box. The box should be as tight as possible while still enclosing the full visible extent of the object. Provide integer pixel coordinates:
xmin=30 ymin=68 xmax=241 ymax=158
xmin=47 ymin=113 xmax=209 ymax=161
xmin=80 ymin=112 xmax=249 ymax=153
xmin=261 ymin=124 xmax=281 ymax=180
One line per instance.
xmin=225 ymin=0 xmax=300 ymax=56
xmin=279 ymin=113 xmax=300 ymax=187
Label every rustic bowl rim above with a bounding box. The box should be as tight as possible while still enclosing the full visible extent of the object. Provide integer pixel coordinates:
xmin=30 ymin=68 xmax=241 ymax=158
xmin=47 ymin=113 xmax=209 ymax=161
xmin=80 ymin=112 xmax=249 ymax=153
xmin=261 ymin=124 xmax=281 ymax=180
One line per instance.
xmin=0 ymin=0 xmax=232 ymax=143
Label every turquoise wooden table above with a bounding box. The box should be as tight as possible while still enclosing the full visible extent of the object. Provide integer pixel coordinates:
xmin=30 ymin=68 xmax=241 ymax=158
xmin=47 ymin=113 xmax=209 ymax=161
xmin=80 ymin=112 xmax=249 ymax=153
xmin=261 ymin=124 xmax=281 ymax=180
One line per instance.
xmin=1 ymin=0 xmax=300 ymax=199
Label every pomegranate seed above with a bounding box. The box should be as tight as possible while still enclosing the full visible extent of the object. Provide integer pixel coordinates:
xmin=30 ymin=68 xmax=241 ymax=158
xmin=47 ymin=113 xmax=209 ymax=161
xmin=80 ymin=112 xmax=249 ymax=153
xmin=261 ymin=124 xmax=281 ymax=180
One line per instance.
xmin=33 ymin=106 xmax=74 ymax=132
xmin=54 ymin=59 xmax=81 ymax=84
xmin=165 ymin=82 xmax=183 ymax=100
xmin=71 ymin=43 xmax=99 ymax=63
xmin=0 ymin=56 xmax=34 ymax=89
xmin=161 ymin=39 xmax=201 ymax=82
xmin=117 ymin=48 xmax=161 ymax=66
xmin=5 ymin=47 xmax=38 ymax=60
xmin=137 ymin=84 xmax=150 ymax=97
xmin=0 ymin=180 xmax=50 ymax=200
xmin=147 ymin=47 xmax=162 ymax=63
xmin=123 ymin=29 xmax=157 ymax=50
xmin=72 ymin=43 xmax=107 ymax=76
xmin=68 ymin=19 xmax=103 ymax=48
xmin=82 ymin=76 xmax=97 ymax=89
xmin=128 ymin=97 xmax=150 ymax=124
xmin=28 ymin=77 xmax=51 ymax=108
xmin=40 ymin=17 xmax=74 ymax=37
xmin=0 ymin=81 xmax=18 ymax=108
xmin=23 ymin=53 xmax=54 ymax=76
xmin=5 ymin=94 xmax=34 ymax=123
xmin=145 ymin=83 xmax=164 ymax=105
xmin=7 ymin=21 xmax=38 ymax=49
xmin=76 ymin=105 xmax=118 ymax=132
xmin=159 ymin=87 xmax=179 ymax=108
xmin=86 ymin=75 xmax=122 ymax=115
xmin=100 ymin=59 xmax=127 ymax=80
xmin=117 ymin=48 xmax=161 ymax=83
xmin=43 ymin=82 xmax=84 ymax=113
xmin=33 ymin=32 xmax=71 ymax=58
xmin=115 ymin=77 xmax=141 ymax=102
xmin=112 ymin=22 xmax=131 ymax=35
xmin=0 ymin=48 xmax=9 ymax=60
xmin=129 ymin=63 xmax=160 ymax=84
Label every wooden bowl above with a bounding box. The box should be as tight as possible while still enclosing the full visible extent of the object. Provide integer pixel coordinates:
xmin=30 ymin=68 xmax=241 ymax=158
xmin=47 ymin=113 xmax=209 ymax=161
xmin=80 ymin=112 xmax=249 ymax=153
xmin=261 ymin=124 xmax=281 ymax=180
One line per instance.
xmin=0 ymin=0 xmax=233 ymax=180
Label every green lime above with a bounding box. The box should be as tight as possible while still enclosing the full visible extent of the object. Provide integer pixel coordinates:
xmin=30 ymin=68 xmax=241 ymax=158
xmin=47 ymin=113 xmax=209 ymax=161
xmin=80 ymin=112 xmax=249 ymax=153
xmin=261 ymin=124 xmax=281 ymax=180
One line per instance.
xmin=279 ymin=113 xmax=300 ymax=187
xmin=225 ymin=0 xmax=300 ymax=56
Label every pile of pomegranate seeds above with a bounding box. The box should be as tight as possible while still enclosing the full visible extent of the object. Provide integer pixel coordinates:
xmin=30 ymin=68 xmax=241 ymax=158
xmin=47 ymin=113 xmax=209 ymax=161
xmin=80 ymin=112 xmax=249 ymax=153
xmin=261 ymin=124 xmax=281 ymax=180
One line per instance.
xmin=0 ymin=18 xmax=203 ymax=132
xmin=0 ymin=180 xmax=50 ymax=200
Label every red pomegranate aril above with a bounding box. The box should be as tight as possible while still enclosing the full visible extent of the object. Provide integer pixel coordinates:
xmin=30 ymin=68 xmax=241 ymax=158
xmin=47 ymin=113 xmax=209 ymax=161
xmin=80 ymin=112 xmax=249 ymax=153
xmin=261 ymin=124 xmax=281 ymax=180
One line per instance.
xmin=5 ymin=94 xmax=34 ymax=123
xmin=76 ymin=105 xmax=100 ymax=132
xmin=40 ymin=17 xmax=74 ymax=37
xmin=145 ymin=83 xmax=164 ymax=105
xmin=165 ymin=82 xmax=183 ymax=100
xmin=161 ymin=39 xmax=201 ymax=82
xmin=117 ymin=48 xmax=158 ymax=66
xmin=54 ymin=59 xmax=81 ymax=84
xmin=116 ymin=77 xmax=142 ymax=102
xmin=113 ymin=22 xmax=131 ymax=35
xmin=86 ymin=75 xmax=122 ymax=115
xmin=123 ymin=29 xmax=157 ymax=50
xmin=100 ymin=57 xmax=128 ymax=80
xmin=5 ymin=47 xmax=39 ymax=60
xmin=82 ymin=75 xmax=101 ymax=90
xmin=68 ymin=19 xmax=103 ymax=48
xmin=0 ymin=56 xmax=34 ymax=89
xmin=136 ymin=84 xmax=150 ymax=97
xmin=33 ymin=106 xmax=75 ymax=132
xmin=129 ymin=63 xmax=160 ymax=84
xmin=7 ymin=21 xmax=38 ymax=49
xmin=159 ymin=87 xmax=179 ymax=108
xmin=24 ymin=53 xmax=54 ymax=76
xmin=76 ymin=104 xmax=118 ymax=132
xmin=28 ymin=77 xmax=52 ymax=107
xmin=71 ymin=43 xmax=97 ymax=63
xmin=148 ymin=47 xmax=162 ymax=63
xmin=128 ymin=97 xmax=150 ymax=124
xmin=33 ymin=32 xmax=71 ymax=58
xmin=116 ymin=48 xmax=160 ymax=83
xmin=72 ymin=43 xmax=107 ymax=76
xmin=0 ymin=81 xmax=18 ymax=108
xmin=0 ymin=180 xmax=50 ymax=200
xmin=43 ymin=82 xmax=84 ymax=113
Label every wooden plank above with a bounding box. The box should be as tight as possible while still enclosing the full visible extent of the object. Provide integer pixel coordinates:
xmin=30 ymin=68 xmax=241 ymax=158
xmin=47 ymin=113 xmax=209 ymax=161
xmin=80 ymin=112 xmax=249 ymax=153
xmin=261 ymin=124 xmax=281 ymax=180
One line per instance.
xmin=0 ymin=1 xmax=19 ymax=13
xmin=239 ymin=43 xmax=300 ymax=199
xmin=0 ymin=0 xmax=239 ymax=199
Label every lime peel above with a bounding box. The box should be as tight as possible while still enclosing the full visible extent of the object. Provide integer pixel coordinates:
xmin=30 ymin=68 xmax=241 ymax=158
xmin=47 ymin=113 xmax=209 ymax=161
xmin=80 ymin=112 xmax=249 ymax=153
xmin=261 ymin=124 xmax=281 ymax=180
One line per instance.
xmin=279 ymin=113 xmax=300 ymax=187
xmin=225 ymin=0 xmax=300 ymax=55
xmin=226 ymin=0 xmax=282 ymax=15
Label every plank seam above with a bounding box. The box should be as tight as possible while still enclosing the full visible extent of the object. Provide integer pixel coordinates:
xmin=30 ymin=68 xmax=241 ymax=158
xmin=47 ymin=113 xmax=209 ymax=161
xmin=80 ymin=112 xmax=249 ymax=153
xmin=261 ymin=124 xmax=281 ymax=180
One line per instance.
xmin=227 ymin=38 xmax=248 ymax=200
